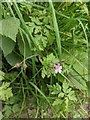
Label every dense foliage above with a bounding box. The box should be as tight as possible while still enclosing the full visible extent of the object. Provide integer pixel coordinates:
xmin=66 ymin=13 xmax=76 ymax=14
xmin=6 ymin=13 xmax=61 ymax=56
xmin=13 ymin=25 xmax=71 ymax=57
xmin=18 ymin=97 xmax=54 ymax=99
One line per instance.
xmin=0 ymin=1 xmax=89 ymax=119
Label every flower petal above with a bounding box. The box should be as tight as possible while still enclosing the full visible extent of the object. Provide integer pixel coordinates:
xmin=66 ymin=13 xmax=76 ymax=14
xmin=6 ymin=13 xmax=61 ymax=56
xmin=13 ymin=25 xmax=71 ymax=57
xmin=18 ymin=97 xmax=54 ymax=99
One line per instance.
xmin=59 ymin=69 xmax=62 ymax=73
xmin=60 ymin=66 xmax=62 ymax=69
xmin=54 ymin=70 xmax=58 ymax=73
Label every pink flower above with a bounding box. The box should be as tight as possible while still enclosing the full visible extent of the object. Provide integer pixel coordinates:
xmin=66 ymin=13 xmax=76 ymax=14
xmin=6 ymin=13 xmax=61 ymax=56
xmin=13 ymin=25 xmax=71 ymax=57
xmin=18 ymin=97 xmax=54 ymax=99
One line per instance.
xmin=54 ymin=64 xmax=62 ymax=74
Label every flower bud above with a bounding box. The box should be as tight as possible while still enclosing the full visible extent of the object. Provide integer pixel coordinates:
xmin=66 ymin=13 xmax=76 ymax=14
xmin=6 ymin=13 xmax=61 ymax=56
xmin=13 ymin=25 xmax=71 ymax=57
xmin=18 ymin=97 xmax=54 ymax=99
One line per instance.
xmin=15 ymin=63 xmax=20 ymax=68
xmin=7 ymin=12 xmax=10 ymax=16
xmin=23 ymin=63 xmax=27 ymax=70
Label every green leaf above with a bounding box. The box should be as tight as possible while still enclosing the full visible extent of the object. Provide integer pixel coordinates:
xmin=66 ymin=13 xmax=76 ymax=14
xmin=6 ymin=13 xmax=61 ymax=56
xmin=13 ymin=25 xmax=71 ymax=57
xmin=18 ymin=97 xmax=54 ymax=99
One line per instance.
xmin=0 ymin=17 xmax=20 ymax=42
xmin=12 ymin=104 xmax=20 ymax=113
xmin=48 ymin=83 xmax=61 ymax=95
xmin=49 ymin=0 xmax=62 ymax=59
xmin=73 ymin=62 xmax=87 ymax=77
xmin=63 ymin=81 xmax=69 ymax=93
xmin=0 ymin=111 xmax=3 ymax=120
xmin=68 ymin=91 xmax=76 ymax=101
xmin=0 ymin=4 xmax=2 ymax=20
xmin=58 ymin=92 xmax=64 ymax=98
xmin=41 ymin=68 xmax=47 ymax=78
xmin=34 ymin=35 xmax=47 ymax=51
xmin=0 ymin=35 xmax=15 ymax=57
xmin=6 ymin=51 xmax=22 ymax=66
xmin=5 ymin=72 xmax=18 ymax=82
xmin=29 ymin=81 xmax=50 ymax=105
xmin=30 ymin=17 xmax=42 ymax=25
xmin=41 ymin=53 xmax=59 ymax=78
xmin=65 ymin=97 xmax=69 ymax=110
xmin=0 ymin=82 xmax=13 ymax=101
xmin=65 ymin=88 xmax=72 ymax=93
xmin=6 ymin=95 xmax=19 ymax=105
xmin=17 ymin=34 xmax=31 ymax=58
xmin=52 ymin=99 xmax=63 ymax=106
xmin=2 ymin=105 xmax=12 ymax=117
xmin=0 ymin=70 xmax=5 ymax=81
xmin=28 ymin=22 xmax=35 ymax=33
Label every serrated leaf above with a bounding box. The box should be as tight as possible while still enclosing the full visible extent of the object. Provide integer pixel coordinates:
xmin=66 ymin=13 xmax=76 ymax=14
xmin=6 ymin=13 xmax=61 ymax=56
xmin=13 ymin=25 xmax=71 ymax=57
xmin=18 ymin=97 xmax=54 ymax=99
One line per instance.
xmin=0 ymin=111 xmax=3 ymax=120
xmin=0 ymin=17 xmax=20 ymax=42
xmin=58 ymin=92 xmax=64 ymax=98
xmin=12 ymin=104 xmax=20 ymax=113
xmin=68 ymin=91 xmax=76 ymax=101
xmin=0 ymin=35 xmax=15 ymax=57
xmin=6 ymin=95 xmax=19 ymax=105
xmin=63 ymin=81 xmax=69 ymax=93
xmin=41 ymin=68 xmax=47 ymax=78
xmin=66 ymin=88 xmax=72 ymax=93
xmin=34 ymin=35 xmax=47 ymax=51
xmin=0 ymin=82 xmax=13 ymax=101
xmin=52 ymin=99 xmax=63 ymax=106
xmin=0 ymin=70 xmax=5 ymax=81
xmin=48 ymin=83 xmax=61 ymax=95
xmin=55 ymin=83 xmax=61 ymax=91
xmin=41 ymin=53 xmax=59 ymax=78
xmin=2 ymin=105 xmax=12 ymax=117
xmin=30 ymin=17 xmax=42 ymax=25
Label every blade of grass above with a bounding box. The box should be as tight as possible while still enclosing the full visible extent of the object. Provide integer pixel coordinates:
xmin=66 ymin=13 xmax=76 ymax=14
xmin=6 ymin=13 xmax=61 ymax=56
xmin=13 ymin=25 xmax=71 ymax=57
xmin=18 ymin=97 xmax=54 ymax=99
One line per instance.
xmin=49 ymin=0 xmax=62 ymax=60
xmin=19 ymin=72 xmax=26 ymax=117
xmin=12 ymin=1 xmax=37 ymax=77
xmin=77 ymin=19 xmax=88 ymax=48
xmin=19 ymin=28 xmax=26 ymax=64
xmin=29 ymin=81 xmax=59 ymax=117
xmin=29 ymin=81 xmax=51 ymax=105
xmin=22 ymin=2 xmax=70 ymax=19
xmin=62 ymin=47 xmax=88 ymax=71
xmin=20 ymin=28 xmax=36 ymax=78
xmin=12 ymin=1 xmax=32 ymax=50
xmin=26 ymin=2 xmax=87 ymax=21
xmin=61 ymin=73 xmax=87 ymax=92
xmin=6 ymin=2 xmax=27 ymax=69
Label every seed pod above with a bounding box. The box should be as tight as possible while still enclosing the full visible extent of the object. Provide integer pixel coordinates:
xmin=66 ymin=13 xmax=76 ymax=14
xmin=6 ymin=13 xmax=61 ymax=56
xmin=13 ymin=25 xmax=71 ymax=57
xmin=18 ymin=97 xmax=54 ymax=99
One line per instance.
xmin=23 ymin=63 xmax=27 ymax=70
xmin=15 ymin=63 xmax=20 ymax=68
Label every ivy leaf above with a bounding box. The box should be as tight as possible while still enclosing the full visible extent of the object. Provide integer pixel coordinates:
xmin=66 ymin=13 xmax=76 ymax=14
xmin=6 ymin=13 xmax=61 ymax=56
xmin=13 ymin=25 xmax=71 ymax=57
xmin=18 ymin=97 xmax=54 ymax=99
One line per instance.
xmin=0 ymin=17 xmax=20 ymax=42
xmin=0 ymin=35 xmax=15 ymax=57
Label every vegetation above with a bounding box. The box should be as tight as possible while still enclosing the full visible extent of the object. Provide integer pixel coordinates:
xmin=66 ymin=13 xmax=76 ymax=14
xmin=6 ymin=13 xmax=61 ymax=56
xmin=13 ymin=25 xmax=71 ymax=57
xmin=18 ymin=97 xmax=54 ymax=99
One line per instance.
xmin=0 ymin=1 xmax=89 ymax=119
